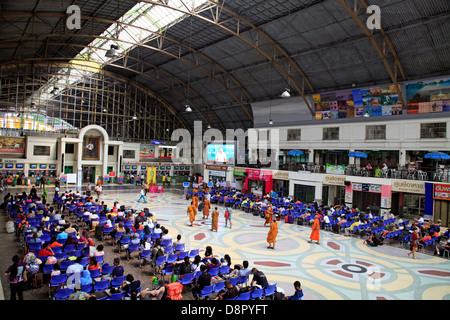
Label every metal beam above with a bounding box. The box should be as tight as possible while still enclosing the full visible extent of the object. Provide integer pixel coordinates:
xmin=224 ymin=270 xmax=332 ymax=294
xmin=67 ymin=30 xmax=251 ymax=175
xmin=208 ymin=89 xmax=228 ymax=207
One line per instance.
xmin=0 ymin=12 xmax=254 ymax=124
xmin=337 ymin=0 xmax=407 ymax=109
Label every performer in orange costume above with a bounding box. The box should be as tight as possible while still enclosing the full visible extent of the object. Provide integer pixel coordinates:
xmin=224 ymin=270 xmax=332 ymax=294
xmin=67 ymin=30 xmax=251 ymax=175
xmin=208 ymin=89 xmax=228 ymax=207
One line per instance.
xmin=187 ymin=202 xmax=197 ymax=227
xmin=264 ymin=204 xmax=274 ymax=227
xmin=267 ymin=217 xmax=278 ymax=249
xmin=308 ymin=215 xmax=320 ymax=244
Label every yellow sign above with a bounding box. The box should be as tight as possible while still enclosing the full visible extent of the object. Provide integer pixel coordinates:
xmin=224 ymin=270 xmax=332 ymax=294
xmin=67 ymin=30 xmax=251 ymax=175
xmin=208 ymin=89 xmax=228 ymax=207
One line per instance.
xmin=147 ymin=167 xmax=156 ymax=186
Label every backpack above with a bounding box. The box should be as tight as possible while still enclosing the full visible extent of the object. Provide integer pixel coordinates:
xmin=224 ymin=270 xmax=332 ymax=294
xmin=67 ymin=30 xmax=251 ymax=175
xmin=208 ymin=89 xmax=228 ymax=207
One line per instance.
xmin=32 ymin=272 xmax=44 ymax=289
xmin=164 ymin=282 xmax=183 ymax=300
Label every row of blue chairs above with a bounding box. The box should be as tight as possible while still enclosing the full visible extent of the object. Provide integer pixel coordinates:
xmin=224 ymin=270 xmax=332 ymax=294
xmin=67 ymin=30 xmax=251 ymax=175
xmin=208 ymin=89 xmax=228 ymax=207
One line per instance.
xmin=50 ymin=273 xmax=129 ymax=300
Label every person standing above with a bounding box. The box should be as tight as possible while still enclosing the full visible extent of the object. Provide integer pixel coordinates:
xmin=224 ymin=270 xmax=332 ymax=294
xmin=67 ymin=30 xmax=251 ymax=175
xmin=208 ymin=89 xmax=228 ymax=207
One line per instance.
xmin=308 ymin=215 xmax=320 ymax=245
xmin=192 ymin=193 xmax=199 ymax=209
xmin=95 ymin=184 xmax=102 ymax=199
xmin=4 ymin=255 xmax=27 ymax=300
xmin=224 ymin=206 xmax=232 ymax=229
xmin=267 ymin=217 xmax=278 ymax=249
xmin=211 ymin=206 xmax=219 ymax=232
xmin=408 ymin=227 xmax=419 ymax=259
xmin=202 ymin=197 xmax=211 ymax=219
xmin=137 ymin=187 xmax=147 ymax=203
xmin=187 ymin=201 xmax=197 ymax=227
xmin=264 ymin=204 xmax=274 ymax=227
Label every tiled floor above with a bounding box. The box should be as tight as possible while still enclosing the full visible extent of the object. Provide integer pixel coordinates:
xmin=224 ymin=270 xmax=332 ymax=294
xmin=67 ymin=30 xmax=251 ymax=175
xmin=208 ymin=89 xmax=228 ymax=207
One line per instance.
xmin=1 ymin=185 xmax=450 ymax=300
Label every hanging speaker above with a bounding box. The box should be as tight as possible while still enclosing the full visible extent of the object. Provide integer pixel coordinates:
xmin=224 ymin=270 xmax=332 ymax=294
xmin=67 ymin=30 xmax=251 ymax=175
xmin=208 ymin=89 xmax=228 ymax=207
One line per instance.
xmin=344 ymin=181 xmax=351 ymax=186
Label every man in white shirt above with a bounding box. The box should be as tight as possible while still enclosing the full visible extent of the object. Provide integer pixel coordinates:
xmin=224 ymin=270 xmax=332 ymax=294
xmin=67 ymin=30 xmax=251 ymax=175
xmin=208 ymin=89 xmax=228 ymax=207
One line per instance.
xmin=215 ymin=147 xmax=228 ymax=163
xmin=66 ymin=256 xmax=84 ymax=276
xmin=161 ymin=229 xmax=172 ymax=241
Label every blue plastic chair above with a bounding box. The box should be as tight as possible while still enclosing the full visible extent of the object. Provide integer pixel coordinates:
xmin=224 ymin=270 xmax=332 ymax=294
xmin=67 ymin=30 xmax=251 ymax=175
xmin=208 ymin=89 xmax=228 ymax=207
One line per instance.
xmin=138 ymin=249 xmax=152 ymax=267
xmin=236 ymin=291 xmax=251 ymax=300
xmin=118 ymin=237 xmax=131 ymax=253
xmin=213 ymin=281 xmax=225 ymax=293
xmin=59 ymin=260 xmax=74 ymax=273
xmin=89 ymin=268 xmax=101 ymax=279
xmin=264 ymin=283 xmax=277 ymax=299
xmin=111 ymin=275 xmax=126 ymax=289
xmin=108 ymin=291 xmax=126 ymax=300
xmin=102 ymin=264 xmax=114 ymax=275
xmin=198 ymin=285 xmax=214 ymax=299
xmin=178 ymin=251 xmax=188 ymax=260
xmin=53 ymin=288 xmax=74 ymax=300
xmin=166 ymin=253 xmax=178 ymax=264
xmin=188 ymin=249 xmax=199 ymax=258
xmin=208 ymin=267 xmax=219 ymax=277
xmin=178 ymin=272 xmax=194 ymax=285
xmin=126 ymin=243 xmax=141 ymax=260
xmin=251 ymin=288 xmax=264 ymax=300
xmin=219 ymin=265 xmax=230 ymax=276
xmin=93 ymin=279 xmax=110 ymax=292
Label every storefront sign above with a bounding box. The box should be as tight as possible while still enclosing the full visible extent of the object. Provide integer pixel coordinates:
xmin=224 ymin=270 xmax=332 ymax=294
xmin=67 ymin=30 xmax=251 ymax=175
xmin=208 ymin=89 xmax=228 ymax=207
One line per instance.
xmin=247 ymin=169 xmax=265 ymax=180
xmin=272 ymin=171 xmax=290 ymax=180
xmin=205 ymin=164 xmax=228 ymax=171
xmin=233 ymin=167 xmax=246 ymax=176
xmin=353 ymin=183 xmax=381 ymax=192
xmin=391 ymin=180 xmax=425 ymax=194
xmin=323 ymin=175 xmax=346 ymax=186
xmin=434 ymin=183 xmax=450 ymax=200
xmin=209 ymin=170 xmax=226 ymax=177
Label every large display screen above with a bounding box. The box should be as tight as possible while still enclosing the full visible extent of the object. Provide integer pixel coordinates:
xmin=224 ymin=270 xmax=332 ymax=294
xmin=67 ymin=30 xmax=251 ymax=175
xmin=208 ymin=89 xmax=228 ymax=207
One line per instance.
xmin=206 ymin=143 xmax=235 ymax=164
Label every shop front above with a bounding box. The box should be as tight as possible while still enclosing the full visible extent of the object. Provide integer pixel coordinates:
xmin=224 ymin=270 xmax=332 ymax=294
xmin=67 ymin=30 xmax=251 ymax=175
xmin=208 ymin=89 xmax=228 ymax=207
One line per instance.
xmin=272 ymin=170 xmax=290 ymax=198
xmin=425 ymin=182 xmax=450 ymax=227
xmin=391 ymin=180 xmax=426 ymax=219
xmin=322 ymin=174 xmax=347 ymax=206
xmin=204 ymin=164 xmax=232 ymax=187
xmin=233 ymin=167 xmax=246 ymax=191
xmin=352 ymin=183 xmax=382 ymax=214
xmin=244 ymin=168 xmax=273 ymax=198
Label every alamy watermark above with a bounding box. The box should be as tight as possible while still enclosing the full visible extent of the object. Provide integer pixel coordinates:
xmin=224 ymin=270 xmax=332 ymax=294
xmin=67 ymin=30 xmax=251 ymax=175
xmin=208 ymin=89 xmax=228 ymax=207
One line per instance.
xmin=170 ymin=121 xmax=279 ymax=167
xmin=366 ymin=5 xmax=382 ymax=30
xmin=65 ymin=4 xmax=382 ymax=31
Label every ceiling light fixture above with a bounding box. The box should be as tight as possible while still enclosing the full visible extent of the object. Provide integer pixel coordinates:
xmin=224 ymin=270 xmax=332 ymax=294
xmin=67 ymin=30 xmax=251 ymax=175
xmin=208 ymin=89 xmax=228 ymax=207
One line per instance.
xmin=363 ymin=111 xmax=371 ymax=118
xmin=105 ymin=44 xmax=120 ymax=58
xmin=269 ymin=119 xmax=273 ymax=125
xmin=185 ymin=105 xmax=192 ymax=112
xmin=281 ymin=88 xmax=291 ymax=98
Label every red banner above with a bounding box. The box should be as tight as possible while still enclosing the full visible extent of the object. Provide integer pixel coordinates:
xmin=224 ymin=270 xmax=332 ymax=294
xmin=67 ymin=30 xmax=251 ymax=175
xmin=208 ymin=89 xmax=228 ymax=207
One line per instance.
xmin=434 ymin=183 xmax=450 ymax=200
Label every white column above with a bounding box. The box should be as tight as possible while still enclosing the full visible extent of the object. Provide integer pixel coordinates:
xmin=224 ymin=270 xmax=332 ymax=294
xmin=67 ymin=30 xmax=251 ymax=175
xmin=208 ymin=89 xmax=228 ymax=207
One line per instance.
xmin=77 ymin=142 xmax=83 ymax=186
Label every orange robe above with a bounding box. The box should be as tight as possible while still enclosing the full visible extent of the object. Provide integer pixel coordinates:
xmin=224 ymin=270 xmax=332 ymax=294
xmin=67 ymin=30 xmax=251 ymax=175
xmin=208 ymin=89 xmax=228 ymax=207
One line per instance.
xmin=203 ymin=199 xmax=211 ymax=217
xmin=188 ymin=205 xmax=197 ymax=224
xmin=211 ymin=210 xmax=219 ymax=231
xmin=267 ymin=221 xmax=278 ymax=243
xmin=310 ymin=218 xmax=320 ymax=242
xmin=265 ymin=207 xmax=273 ymax=224
xmin=193 ymin=196 xmax=199 ymax=209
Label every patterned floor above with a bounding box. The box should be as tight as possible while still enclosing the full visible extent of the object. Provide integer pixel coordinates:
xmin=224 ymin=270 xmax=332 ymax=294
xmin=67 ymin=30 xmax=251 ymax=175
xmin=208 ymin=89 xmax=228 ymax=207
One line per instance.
xmin=99 ymin=186 xmax=450 ymax=300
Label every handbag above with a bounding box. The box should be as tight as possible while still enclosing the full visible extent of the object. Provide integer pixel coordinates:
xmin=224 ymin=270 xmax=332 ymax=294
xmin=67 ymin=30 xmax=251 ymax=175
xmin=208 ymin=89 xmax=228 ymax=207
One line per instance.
xmin=225 ymin=211 xmax=229 ymax=218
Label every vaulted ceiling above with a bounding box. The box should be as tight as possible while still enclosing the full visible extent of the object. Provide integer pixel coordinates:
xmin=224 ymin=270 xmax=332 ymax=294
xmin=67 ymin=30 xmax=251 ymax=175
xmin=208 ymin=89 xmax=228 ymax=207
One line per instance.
xmin=1 ymin=0 xmax=449 ymax=134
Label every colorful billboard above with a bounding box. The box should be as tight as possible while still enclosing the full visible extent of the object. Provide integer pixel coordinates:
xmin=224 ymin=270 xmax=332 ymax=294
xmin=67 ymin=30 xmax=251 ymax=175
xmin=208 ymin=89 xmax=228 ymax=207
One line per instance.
xmin=0 ymin=137 xmax=25 ymax=153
